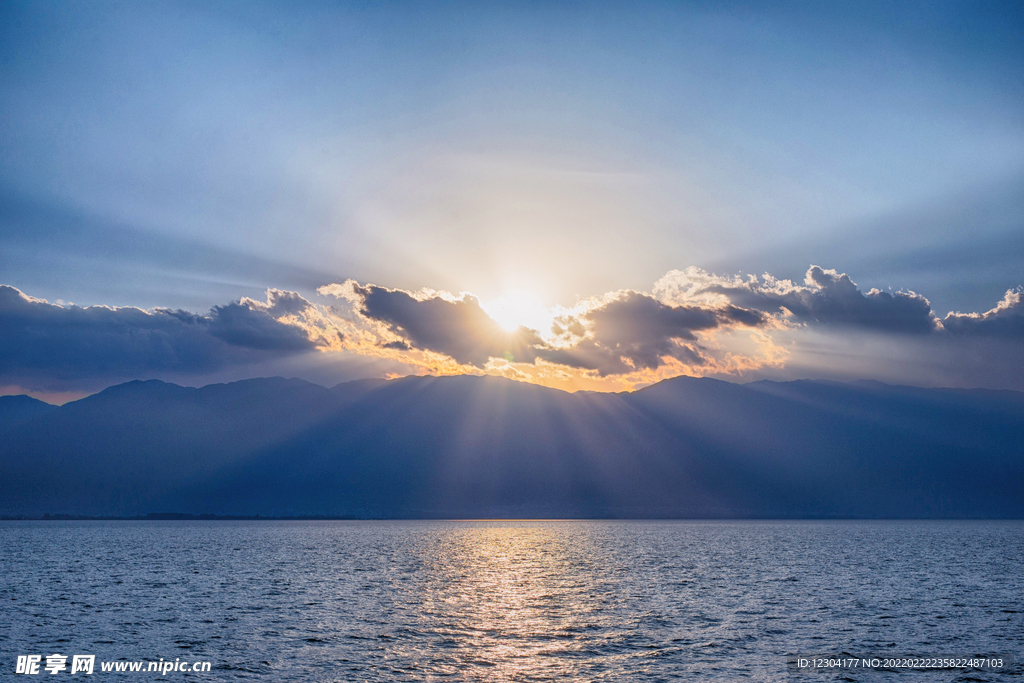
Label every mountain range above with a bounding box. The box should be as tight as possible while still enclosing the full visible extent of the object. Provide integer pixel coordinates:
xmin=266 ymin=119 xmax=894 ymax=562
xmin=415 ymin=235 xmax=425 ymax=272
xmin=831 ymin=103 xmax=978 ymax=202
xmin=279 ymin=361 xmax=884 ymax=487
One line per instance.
xmin=1 ymin=374 xmax=1022 ymax=518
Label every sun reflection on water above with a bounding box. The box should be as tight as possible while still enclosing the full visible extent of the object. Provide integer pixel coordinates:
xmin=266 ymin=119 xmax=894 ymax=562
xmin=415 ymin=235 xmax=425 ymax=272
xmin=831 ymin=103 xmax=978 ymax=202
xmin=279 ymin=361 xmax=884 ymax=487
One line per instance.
xmin=413 ymin=524 xmax=604 ymax=680
xmin=336 ymin=520 xmax=697 ymax=681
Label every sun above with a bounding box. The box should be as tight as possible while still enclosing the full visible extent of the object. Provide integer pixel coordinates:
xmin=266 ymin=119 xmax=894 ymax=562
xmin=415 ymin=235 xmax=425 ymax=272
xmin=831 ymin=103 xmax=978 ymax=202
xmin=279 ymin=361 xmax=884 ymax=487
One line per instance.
xmin=483 ymin=292 xmax=549 ymax=333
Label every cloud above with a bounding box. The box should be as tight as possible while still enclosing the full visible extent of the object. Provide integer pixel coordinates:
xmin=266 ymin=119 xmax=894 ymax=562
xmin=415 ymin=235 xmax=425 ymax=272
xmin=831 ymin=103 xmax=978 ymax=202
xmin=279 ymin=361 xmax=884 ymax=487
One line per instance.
xmin=943 ymin=288 xmax=1024 ymax=338
xmin=241 ymin=288 xmax=316 ymax=319
xmin=349 ymin=283 xmax=545 ymax=366
xmin=0 ymin=285 xmax=320 ymax=389
xmin=648 ymin=267 xmax=1024 ymax=390
xmin=657 ymin=265 xmax=1024 ymax=343
xmin=332 ymin=282 xmax=768 ymax=377
xmin=656 ymin=265 xmax=938 ymax=334
xmin=10 ymin=265 xmax=1022 ymax=396
xmin=538 ymin=292 xmax=767 ymax=375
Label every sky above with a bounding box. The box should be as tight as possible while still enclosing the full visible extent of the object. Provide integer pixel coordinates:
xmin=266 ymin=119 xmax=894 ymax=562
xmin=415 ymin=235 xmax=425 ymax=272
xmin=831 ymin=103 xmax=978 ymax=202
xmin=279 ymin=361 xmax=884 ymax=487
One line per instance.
xmin=1 ymin=0 xmax=1022 ymax=401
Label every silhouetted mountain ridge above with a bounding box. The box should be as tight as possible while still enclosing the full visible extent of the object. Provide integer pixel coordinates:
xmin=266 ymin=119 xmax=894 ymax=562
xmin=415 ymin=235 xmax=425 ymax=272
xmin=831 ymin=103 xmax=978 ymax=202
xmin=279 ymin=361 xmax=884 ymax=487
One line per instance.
xmin=0 ymin=394 xmax=57 ymax=434
xmin=1 ymin=375 xmax=1021 ymax=518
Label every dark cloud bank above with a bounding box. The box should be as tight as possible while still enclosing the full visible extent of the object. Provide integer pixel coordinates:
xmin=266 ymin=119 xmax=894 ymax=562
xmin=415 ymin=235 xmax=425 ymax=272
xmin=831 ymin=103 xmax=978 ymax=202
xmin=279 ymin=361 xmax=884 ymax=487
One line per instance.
xmin=0 ymin=285 xmax=318 ymax=390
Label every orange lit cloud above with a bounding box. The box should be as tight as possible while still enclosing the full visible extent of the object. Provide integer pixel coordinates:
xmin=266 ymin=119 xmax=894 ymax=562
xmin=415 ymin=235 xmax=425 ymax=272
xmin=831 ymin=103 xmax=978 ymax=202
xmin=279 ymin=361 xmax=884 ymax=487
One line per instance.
xmin=314 ymin=278 xmax=777 ymax=391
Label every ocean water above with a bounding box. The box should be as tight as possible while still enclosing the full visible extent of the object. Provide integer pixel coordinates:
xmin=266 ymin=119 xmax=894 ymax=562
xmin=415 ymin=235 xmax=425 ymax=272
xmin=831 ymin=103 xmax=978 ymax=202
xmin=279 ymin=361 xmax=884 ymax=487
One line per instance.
xmin=1 ymin=520 xmax=1022 ymax=681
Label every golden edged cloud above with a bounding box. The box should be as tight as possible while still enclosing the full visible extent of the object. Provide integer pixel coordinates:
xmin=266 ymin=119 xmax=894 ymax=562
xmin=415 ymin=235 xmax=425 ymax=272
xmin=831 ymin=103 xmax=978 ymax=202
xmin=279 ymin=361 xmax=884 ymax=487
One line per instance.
xmin=314 ymin=278 xmax=780 ymax=392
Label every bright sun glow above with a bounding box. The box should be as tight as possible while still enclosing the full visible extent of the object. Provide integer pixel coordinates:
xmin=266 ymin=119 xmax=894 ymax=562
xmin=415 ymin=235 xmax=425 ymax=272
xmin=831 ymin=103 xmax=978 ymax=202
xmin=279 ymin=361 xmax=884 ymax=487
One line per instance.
xmin=484 ymin=292 xmax=550 ymax=333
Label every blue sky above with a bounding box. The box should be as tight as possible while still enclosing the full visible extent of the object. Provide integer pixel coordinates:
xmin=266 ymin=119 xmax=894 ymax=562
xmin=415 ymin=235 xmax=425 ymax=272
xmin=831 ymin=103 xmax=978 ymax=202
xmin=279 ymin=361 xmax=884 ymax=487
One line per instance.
xmin=1 ymin=1 xmax=1022 ymax=398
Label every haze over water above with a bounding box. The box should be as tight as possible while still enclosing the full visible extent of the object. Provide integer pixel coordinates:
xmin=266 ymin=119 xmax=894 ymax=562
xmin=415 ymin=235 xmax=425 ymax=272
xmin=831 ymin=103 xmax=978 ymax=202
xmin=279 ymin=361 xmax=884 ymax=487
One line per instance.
xmin=2 ymin=520 xmax=1022 ymax=681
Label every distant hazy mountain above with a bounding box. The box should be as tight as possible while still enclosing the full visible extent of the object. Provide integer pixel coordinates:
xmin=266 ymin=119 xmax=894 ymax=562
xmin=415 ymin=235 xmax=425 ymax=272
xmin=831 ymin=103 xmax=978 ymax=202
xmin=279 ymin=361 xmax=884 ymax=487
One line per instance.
xmin=1 ymin=375 xmax=1021 ymax=518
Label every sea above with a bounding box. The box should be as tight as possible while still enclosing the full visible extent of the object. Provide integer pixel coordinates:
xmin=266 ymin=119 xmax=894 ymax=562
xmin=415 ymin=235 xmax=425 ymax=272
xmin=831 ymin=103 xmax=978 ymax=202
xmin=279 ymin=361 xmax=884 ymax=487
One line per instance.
xmin=1 ymin=520 xmax=1022 ymax=681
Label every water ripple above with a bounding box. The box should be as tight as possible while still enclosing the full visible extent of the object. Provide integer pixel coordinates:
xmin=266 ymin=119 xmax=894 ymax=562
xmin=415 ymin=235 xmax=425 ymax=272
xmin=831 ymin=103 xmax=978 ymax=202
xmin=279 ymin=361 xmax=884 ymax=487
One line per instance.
xmin=1 ymin=520 xmax=1022 ymax=681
